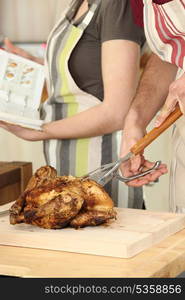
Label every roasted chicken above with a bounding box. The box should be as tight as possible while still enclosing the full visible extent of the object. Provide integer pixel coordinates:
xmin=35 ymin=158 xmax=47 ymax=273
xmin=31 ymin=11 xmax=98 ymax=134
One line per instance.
xmin=10 ymin=166 xmax=116 ymax=229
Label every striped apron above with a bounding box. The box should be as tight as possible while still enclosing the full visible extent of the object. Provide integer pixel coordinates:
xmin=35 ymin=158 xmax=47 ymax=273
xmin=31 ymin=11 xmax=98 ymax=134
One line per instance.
xmin=41 ymin=0 xmax=120 ymax=203
xmin=143 ymin=0 xmax=185 ymax=212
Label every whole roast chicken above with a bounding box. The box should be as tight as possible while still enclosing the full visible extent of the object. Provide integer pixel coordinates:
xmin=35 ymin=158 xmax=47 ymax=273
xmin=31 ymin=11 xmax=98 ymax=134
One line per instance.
xmin=10 ymin=166 xmax=116 ymax=229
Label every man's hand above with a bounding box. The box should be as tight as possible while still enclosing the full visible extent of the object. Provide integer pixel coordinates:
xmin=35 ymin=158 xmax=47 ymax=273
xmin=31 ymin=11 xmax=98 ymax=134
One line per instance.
xmin=120 ymin=126 xmax=168 ymax=187
xmin=155 ymin=72 xmax=185 ymax=127
xmin=120 ymin=154 xmax=168 ymax=187
xmin=120 ymin=125 xmax=146 ymax=173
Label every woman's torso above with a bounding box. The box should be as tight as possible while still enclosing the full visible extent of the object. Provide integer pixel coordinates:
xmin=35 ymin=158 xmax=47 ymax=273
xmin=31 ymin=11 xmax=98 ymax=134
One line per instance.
xmin=47 ymin=0 xmax=146 ymax=102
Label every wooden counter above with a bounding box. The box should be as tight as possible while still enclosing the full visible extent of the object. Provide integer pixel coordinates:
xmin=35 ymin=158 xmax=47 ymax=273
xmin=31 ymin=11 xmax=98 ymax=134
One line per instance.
xmin=0 ymin=227 xmax=185 ymax=278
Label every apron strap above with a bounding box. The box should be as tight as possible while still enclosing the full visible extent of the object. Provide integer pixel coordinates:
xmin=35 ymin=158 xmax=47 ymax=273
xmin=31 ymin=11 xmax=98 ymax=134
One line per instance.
xmin=78 ymin=0 xmax=101 ymax=30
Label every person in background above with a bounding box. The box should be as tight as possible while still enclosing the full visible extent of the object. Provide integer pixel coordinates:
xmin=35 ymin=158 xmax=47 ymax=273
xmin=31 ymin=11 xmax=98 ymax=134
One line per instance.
xmin=121 ymin=0 xmax=185 ymax=213
xmin=0 ymin=0 xmax=164 ymax=207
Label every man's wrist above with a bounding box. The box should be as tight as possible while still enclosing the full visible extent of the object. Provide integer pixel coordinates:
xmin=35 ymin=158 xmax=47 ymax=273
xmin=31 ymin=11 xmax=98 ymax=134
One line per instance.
xmin=123 ymin=109 xmax=147 ymax=132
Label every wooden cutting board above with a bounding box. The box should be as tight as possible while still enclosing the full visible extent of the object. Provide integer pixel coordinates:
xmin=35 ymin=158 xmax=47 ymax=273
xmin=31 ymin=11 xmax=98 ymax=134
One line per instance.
xmin=0 ymin=202 xmax=185 ymax=258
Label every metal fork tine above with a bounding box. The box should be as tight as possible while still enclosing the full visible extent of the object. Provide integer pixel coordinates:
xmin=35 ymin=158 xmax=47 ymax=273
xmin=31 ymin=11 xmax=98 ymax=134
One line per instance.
xmin=82 ymin=160 xmax=121 ymax=185
xmin=82 ymin=157 xmax=162 ymax=186
xmin=82 ymin=161 xmax=117 ymax=179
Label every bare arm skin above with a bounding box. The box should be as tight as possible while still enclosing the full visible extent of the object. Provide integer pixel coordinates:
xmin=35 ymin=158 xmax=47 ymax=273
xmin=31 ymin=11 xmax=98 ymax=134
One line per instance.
xmin=120 ymin=53 xmax=177 ymax=186
xmin=4 ymin=38 xmax=44 ymax=65
xmin=123 ymin=53 xmax=178 ymax=132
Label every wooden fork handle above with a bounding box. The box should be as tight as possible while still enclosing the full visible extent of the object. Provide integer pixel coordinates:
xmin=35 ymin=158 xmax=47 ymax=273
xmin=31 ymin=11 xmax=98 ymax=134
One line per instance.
xmin=130 ymin=105 xmax=182 ymax=156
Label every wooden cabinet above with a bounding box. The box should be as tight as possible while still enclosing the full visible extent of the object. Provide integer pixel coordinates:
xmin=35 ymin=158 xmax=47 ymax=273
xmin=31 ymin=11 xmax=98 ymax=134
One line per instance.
xmin=0 ymin=161 xmax=32 ymax=205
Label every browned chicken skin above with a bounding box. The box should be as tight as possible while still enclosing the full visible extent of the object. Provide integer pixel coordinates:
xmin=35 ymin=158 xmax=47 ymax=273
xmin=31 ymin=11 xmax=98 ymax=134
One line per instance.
xmin=70 ymin=179 xmax=116 ymax=228
xmin=10 ymin=166 xmax=116 ymax=229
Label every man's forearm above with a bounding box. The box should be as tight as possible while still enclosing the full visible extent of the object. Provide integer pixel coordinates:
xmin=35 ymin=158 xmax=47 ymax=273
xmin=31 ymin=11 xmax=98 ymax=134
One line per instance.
xmin=124 ymin=53 xmax=178 ymax=130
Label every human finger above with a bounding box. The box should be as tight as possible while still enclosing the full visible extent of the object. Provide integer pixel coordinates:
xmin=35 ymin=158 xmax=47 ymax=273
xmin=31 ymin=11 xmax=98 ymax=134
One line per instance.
xmin=126 ymin=162 xmax=167 ymax=186
xmin=130 ymin=154 xmax=143 ymax=173
xmin=178 ymin=96 xmax=185 ymax=115
xmin=155 ymin=96 xmax=177 ymax=127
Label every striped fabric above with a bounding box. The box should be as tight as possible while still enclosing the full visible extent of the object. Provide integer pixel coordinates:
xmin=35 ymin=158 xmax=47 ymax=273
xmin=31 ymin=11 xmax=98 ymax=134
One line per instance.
xmin=143 ymin=0 xmax=185 ymax=70
xmin=143 ymin=0 xmax=185 ymax=212
xmin=41 ymin=0 xmax=119 ymax=203
xmin=130 ymin=0 xmax=172 ymax=28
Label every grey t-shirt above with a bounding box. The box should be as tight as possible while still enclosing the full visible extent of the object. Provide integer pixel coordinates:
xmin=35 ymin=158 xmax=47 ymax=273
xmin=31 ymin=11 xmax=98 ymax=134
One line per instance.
xmin=68 ymin=0 xmax=146 ymax=100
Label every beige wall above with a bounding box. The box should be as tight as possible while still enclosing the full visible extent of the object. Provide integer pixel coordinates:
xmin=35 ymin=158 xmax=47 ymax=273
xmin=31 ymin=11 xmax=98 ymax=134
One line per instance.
xmin=0 ymin=0 xmax=71 ymax=42
xmin=143 ymin=120 xmax=172 ymax=212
